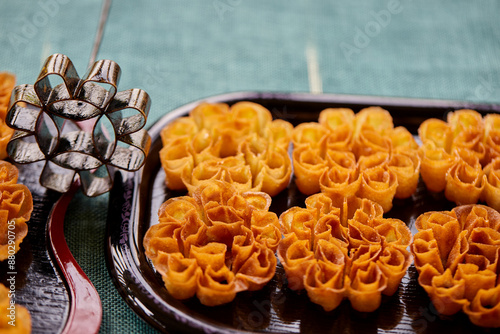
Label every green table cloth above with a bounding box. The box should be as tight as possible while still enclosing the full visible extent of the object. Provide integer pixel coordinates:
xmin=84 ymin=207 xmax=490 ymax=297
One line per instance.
xmin=1 ymin=0 xmax=500 ymax=332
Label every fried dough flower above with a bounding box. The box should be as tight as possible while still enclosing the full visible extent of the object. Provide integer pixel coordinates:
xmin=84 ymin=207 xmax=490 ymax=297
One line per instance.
xmin=484 ymin=114 xmax=500 ymax=163
xmin=388 ymin=150 xmax=421 ymax=199
xmin=418 ymin=142 xmax=457 ymax=193
xmin=0 ymin=283 xmax=31 ymax=333
xmin=278 ymin=195 xmax=411 ymax=312
xmin=0 ymin=161 xmax=33 ymax=261
xmin=411 ymin=204 xmax=500 ymax=327
xmin=352 ymin=130 xmax=392 ymax=158
xmin=159 ymin=137 xmax=195 ymax=190
xmin=482 ymin=157 xmax=500 ymax=211
xmin=292 ymin=142 xmax=328 ymax=195
xmin=447 ymin=109 xmax=484 ymax=138
xmin=444 ymin=149 xmax=484 ymax=205
xmin=357 ymin=165 xmax=398 ymax=213
xmin=292 ymin=107 xmax=419 ymax=212
xmin=417 ymin=110 xmax=500 ymax=207
xmin=143 ymin=180 xmax=280 ymax=306
xmin=292 ymin=122 xmax=329 ymax=149
xmin=391 ymin=126 xmax=419 ymax=152
xmin=353 ymin=106 xmax=393 ymax=137
xmin=159 ymin=102 xmax=293 ymax=197
xmin=318 ymin=108 xmax=355 ymax=133
xmin=181 ymin=155 xmax=254 ymax=195
xmin=419 ymin=118 xmax=453 ymax=152
xmin=0 ymin=73 xmax=15 ymax=121
xmin=318 ymin=108 xmax=354 ymax=152
xmin=319 ymin=151 xmax=360 ymax=200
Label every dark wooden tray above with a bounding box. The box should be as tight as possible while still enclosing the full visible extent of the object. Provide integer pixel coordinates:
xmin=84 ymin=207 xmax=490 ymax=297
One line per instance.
xmin=106 ymin=91 xmax=500 ymax=333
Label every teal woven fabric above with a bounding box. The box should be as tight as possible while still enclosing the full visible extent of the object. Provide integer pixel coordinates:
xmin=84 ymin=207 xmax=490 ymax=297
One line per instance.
xmin=1 ymin=0 xmax=500 ymax=333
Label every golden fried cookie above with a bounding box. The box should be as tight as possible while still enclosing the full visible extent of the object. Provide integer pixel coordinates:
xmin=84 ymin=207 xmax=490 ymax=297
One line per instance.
xmin=447 ymin=109 xmax=484 ymax=138
xmin=483 ymin=113 xmax=500 ymax=163
xmin=444 ymin=148 xmax=484 ymax=205
xmin=411 ymin=204 xmax=500 ymax=327
xmin=252 ymin=146 xmax=292 ymax=197
xmin=418 ymin=141 xmax=457 ymax=193
xmin=319 ymin=151 xmax=360 ymax=200
xmin=0 ymin=162 xmax=33 ymax=262
xmin=357 ymin=165 xmax=398 ymax=213
xmin=452 ymin=129 xmax=486 ymax=163
xmin=417 ymin=110 xmax=500 ymax=207
xmin=159 ymin=102 xmax=293 ymax=197
xmin=318 ymin=108 xmax=355 ymax=133
xmin=0 ymin=73 xmax=15 ymax=119
xmin=181 ymin=156 xmax=255 ymax=195
xmin=292 ymin=122 xmax=330 ymax=149
xmin=144 ymin=180 xmax=280 ymax=306
xmin=265 ymin=119 xmax=294 ymax=152
xmin=190 ymin=102 xmax=230 ymax=131
xmin=292 ymin=106 xmax=419 ymax=211
xmin=318 ymin=108 xmax=355 ymax=151
xmin=159 ymin=137 xmax=194 ymax=190
xmin=292 ymin=143 xmax=328 ymax=195
xmin=352 ymin=130 xmax=392 ymax=159
xmin=418 ymin=118 xmax=453 ymax=152
xmin=278 ymin=195 xmax=411 ymax=312
xmin=353 ymin=106 xmax=393 ymax=137
xmin=0 ymin=283 xmax=31 ymax=333
xmin=482 ymin=157 xmax=500 ymax=211
xmin=388 ymin=150 xmax=420 ymax=199
xmin=391 ymin=126 xmax=419 ymax=152
xmin=160 ymin=116 xmax=198 ymax=146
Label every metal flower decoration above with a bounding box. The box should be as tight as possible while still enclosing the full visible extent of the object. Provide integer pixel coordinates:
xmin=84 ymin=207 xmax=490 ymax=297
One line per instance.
xmin=5 ymin=53 xmax=151 ymax=196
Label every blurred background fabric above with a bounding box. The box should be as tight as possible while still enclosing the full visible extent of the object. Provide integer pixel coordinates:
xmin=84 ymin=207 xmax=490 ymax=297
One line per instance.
xmin=1 ymin=0 xmax=500 ymax=332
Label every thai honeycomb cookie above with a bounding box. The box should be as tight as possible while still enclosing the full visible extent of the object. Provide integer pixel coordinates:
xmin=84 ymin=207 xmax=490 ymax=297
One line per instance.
xmin=0 ymin=283 xmax=31 ymax=333
xmin=143 ymin=180 xmax=281 ymax=306
xmin=0 ymin=161 xmax=33 ymax=262
xmin=159 ymin=102 xmax=293 ymax=197
xmin=292 ymin=107 xmax=420 ymax=213
xmin=418 ymin=109 xmax=500 ymax=211
xmin=411 ymin=204 xmax=500 ymax=327
xmin=277 ymin=192 xmax=411 ymax=312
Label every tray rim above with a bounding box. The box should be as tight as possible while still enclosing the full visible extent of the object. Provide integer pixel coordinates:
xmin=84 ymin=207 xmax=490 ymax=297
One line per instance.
xmin=106 ymin=91 xmax=500 ymax=334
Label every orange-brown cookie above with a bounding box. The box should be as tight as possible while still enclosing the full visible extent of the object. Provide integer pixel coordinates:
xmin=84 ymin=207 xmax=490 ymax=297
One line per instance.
xmin=293 ymin=107 xmax=419 ymax=211
xmin=0 ymin=283 xmax=31 ymax=333
xmin=144 ymin=180 xmax=280 ymax=306
xmin=159 ymin=102 xmax=293 ymax=197
xmin=482 ymin=158 xmax=500 ymax=211
xmin=411 ymin=204 xmax=500 ymax=327
xmin=0 ymin=161 xmax=32 ymax=262
xmin=278 ymin=195 xmax=411 ymax=312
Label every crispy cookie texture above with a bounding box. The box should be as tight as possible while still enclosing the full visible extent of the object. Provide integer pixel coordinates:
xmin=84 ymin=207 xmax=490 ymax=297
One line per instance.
xmin=144 ymin=180 xmax=280 ymax=306
xmin=411 ymin=204 xmax=500 ymax=327
xmin=0 ymin=283 xmax=31 ymax=333
xmin=418 ymin=110 xmax=500 ymax=210
xmin=278 ymin=193 xmax=411 ymax=312
xmin=159 ymin=102 xmax=293 ymax=197
xmin=0 ymin=161 xmax=33 ymax=262
xmin=292 ymin=107 xmax=419 ymax=212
